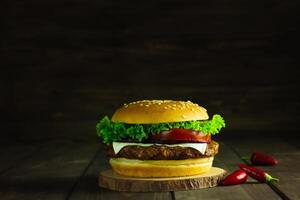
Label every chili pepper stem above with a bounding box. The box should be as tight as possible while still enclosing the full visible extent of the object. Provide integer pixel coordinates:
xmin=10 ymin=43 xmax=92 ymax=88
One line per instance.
xmin=241 ymin=156 xmax=250 ymax=161
xmin=265 ymin=174 xmax=279 ymax=182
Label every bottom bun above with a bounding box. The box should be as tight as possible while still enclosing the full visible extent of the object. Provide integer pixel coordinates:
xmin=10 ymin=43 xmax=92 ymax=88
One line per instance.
xmin=109 ymin=157 xmax=214 ymax=177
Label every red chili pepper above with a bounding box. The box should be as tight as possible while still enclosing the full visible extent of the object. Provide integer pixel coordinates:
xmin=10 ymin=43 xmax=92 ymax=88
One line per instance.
xmin=222 ymin=170 xmax=248 ymax=186
xmin=242 ymin=152 xmax=278 ymax=165
xmin=238 ymin=164 xmax=279 ymax=183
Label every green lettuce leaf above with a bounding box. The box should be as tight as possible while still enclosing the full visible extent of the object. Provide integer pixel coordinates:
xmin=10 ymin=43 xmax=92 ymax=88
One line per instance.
xmin=96 ymin=114 xmax=225 ymax=144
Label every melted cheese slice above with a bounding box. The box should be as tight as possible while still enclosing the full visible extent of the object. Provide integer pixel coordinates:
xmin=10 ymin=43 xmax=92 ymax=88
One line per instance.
xmin=112 ymin=142 xmax=207 ymax=154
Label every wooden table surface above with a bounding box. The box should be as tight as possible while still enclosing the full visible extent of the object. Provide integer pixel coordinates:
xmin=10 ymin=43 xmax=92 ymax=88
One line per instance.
xmin=0 ymin=138 xmax=299 ymax=200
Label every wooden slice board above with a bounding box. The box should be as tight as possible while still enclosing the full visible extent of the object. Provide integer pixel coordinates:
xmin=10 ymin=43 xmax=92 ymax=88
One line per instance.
xmin=99 ymin=167 xmax=226 ymax=192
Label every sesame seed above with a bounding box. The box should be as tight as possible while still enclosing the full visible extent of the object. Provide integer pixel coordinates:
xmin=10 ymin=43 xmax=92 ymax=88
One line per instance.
xmin=145 ymin=104 xmax=149 ymax=107
xmin=139 ymin=104 xmax=143 ymax=106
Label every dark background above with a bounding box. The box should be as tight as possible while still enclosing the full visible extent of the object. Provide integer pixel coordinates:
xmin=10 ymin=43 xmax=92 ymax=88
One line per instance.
xmin=1 ymin=0 xmax=300 ymax=143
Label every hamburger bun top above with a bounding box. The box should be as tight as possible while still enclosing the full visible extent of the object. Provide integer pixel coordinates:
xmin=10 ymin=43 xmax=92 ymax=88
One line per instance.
xmin=111 ymin=100 xmax=209 ymax=124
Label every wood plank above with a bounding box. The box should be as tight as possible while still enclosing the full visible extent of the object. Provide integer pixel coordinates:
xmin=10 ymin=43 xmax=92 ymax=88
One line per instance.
xmin=0 ymin=140 xmax=99 ymax=200
xmin=68 ymin=145 xmax=172 ymax=200
xmin=226 ymin=138 xmax=300 ymax=200
xmin=175 ymin=142 xmax=281 ymax=200
xmin=0 ymin=143 xmax=38 ymax=175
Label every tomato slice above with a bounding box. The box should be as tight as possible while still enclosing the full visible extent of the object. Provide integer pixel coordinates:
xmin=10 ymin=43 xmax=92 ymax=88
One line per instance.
xmin=149 ymin=128 xmax=211 ymax=143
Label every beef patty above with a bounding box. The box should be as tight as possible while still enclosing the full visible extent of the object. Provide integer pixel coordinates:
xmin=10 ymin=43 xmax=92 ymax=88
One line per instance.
xmin=106 ymin=140 xmax=219 ymax=160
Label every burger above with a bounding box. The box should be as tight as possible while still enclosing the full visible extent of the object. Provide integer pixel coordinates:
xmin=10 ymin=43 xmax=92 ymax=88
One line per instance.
xmin=96 ymin=100 xmax=225 ymax=178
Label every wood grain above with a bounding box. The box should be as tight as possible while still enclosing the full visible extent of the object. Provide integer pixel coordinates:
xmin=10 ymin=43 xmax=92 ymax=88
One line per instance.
xmin=0 ymin=143 xmax=39 ymax=175
xmin=69 ymin=145 xmax=172 ymax=200
xmin=2 ymin=83 xmax=299 ymax=141
xmin=99 ymin=167 xmax=225 ymax=192
xmin=175 ymin=142 xmax=281 ymax=200
xmin=227 ymin=138 xmax=300 ymax=200
xmin=0 ymin=141 xmax=99 ymax=200
xmin=1 ymin=0 xmax=300 ymax=141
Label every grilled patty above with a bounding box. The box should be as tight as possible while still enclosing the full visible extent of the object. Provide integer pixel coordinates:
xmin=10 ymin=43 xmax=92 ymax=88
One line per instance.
xmin=106 ymin=140 xmax=219 ymax=160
